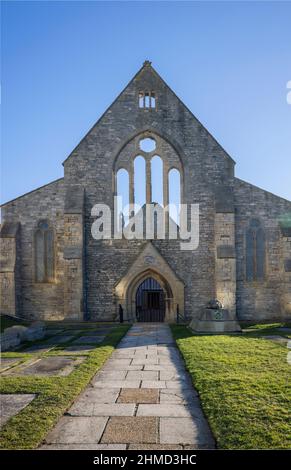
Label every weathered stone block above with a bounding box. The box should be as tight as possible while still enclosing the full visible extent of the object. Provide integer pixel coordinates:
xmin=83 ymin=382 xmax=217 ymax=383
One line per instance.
xmin=216 ymin=245 xmax=236 ymax=259
xmin=63 ymin=246 xmax=82 ymax=259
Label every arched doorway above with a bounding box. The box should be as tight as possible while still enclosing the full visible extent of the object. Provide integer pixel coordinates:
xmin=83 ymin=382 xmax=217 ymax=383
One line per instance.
xmin=114 ymin=243 xmax=185 ymax=323
xmin=136 ymin=277 xmax=165 ymax=322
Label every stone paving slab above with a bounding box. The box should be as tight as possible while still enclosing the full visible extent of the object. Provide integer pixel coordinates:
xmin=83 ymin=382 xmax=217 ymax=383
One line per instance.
xmin=103 ymin=364 xmax=143 ymax=371
xmin=111 ymin=351 xmax=135 ymax=359
xmin=166 ymin=378 xmax=193 ymax=387
xmin=127 ymin=355 xmax=147 ymax=361
xmin=77 ymin=388 xmax=120 ymax=404
xmin=137 ymin=404 xmax=195 ymax=417
xmin=118 ymin=388 xmax=159 ymax=404
xmin=118 ymin=346 xmax=138 ymax=350
xmin=132 ymin=359 xmax=159 ymax=365
xmin=141 ymin=380 xmax=167 ymax=388
xmin=0 ymin=394 xmax=36 ymax=427
xmin=126 ymin=371 xmax=158 ymax=381
xmin=105 ymin=359 xmax=132 ymax=368
xmin=160 ymin=370 xmax=189 ymax=381
xmin=45 ymin=416 xmax=108 ymax=444
xmin=71 ymin=336 xmax=105 ymax=345
xmin=159 ymin=357 xmax=183 ymax=365
xmin=69 ymin=403 xmax=135 ymax=417
xmin=129 ymin=444 xmax=183 ymax=450
xmin=144 ymin=364 xmax=185 ymax=371
xmin=63 ymin=345 xmax=97 ymax=353
xmin=160 ymin=389 xmax=199 ymax=404
xmin=44 ymin=335 xmax=76 ymax=345
xmin=93 ymin=370 xmax=127 ymax=381
xmin=93 ymin=380 xmax=141 ymax=389
xmin=160 ymin=417 xmax=215 ymax=447
xmin=40 ymin=444 xmax=127 ymax=450
xmin=101 ymin=417 xmax=158 ymax=444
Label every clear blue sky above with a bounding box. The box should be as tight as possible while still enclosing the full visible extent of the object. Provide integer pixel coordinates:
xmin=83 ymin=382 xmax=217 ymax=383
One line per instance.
xmin=1 ymin=1 xmax=291 ymax=204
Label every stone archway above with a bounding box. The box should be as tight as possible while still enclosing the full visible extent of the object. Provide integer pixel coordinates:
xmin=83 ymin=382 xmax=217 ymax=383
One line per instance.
xmin=114 ymin=242 xmax=184 ymax=323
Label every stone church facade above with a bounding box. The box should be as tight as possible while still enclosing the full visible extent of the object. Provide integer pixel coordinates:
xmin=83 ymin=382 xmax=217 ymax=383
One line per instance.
xmin=1 ymin=61 xmax=291 ymax=323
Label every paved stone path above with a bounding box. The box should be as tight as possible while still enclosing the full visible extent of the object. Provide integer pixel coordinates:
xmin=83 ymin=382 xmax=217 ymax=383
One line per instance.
xmin=41 ymin=324 xmax=215 ymax=450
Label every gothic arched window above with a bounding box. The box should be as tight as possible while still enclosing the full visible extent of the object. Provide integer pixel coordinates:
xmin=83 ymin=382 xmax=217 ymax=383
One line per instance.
xmin=114 ymin=133 xmax=183 ymax=231
xmin=116 ymin=168 xmax=129 ymax=229
xmin=151 ymin=155 xmax=163 ymax=206
xmin=169 ymin=168 xmax=181 ymax=226
xmin=134 ymin=155 xmax=146 ymax=208
xmin=246 ymin=219 xmax=265 ymax=281
xmin=35 ymin=220 xmax=54 ymax=282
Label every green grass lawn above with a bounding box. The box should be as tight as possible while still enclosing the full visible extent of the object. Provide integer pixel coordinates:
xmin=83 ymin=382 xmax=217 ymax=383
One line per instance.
xmin=171 ymin=325 xmax=291 ymax=450
xmin=0 ymin=324 xmax=129 ymax=450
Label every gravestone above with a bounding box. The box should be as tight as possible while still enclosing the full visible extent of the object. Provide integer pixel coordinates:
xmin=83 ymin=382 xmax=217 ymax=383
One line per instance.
xmin=44 ymin=335 xmax=75 ymax=345
xmin=71 ymin=336 xmax=105 ymax=345
xmin=6 ymin=357 xmax=85 ymax=376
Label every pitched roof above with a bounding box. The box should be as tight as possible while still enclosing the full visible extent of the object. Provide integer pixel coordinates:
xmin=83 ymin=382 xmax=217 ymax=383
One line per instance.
xmin=1 ymin=178 xmax=64 ymax=208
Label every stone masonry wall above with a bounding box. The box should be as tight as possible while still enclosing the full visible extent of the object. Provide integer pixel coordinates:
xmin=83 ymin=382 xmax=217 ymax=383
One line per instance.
xmin=1 ymin=179 xmax=65 ymax=320
xmin=234 ymin=178 xmax=291 ymax=321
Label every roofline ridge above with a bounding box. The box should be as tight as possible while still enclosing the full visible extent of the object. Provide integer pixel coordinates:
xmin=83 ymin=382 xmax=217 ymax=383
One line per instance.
xmin=1 ymin=177 xmax=64 ymax=208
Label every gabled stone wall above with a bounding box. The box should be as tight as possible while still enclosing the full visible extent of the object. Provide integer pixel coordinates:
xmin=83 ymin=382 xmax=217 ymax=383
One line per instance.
xmin=1 ymin=179 xmax=65 ymax=320
xmin=234 ymin=178 xmax=291 ymax=320
xmin=65 ymin=64 xmax=233 ymax=321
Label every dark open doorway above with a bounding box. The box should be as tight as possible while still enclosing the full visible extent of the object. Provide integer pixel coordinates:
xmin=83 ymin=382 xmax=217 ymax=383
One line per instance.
xmin=136 ymin=277 xmax=165 ymax=322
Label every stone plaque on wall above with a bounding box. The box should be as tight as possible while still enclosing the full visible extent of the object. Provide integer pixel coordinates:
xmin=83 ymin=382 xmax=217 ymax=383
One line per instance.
xmin=217 ymin=245 xmax=236 ymax=259
xmin=63 ymin=246 xmax=82 ymax=259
